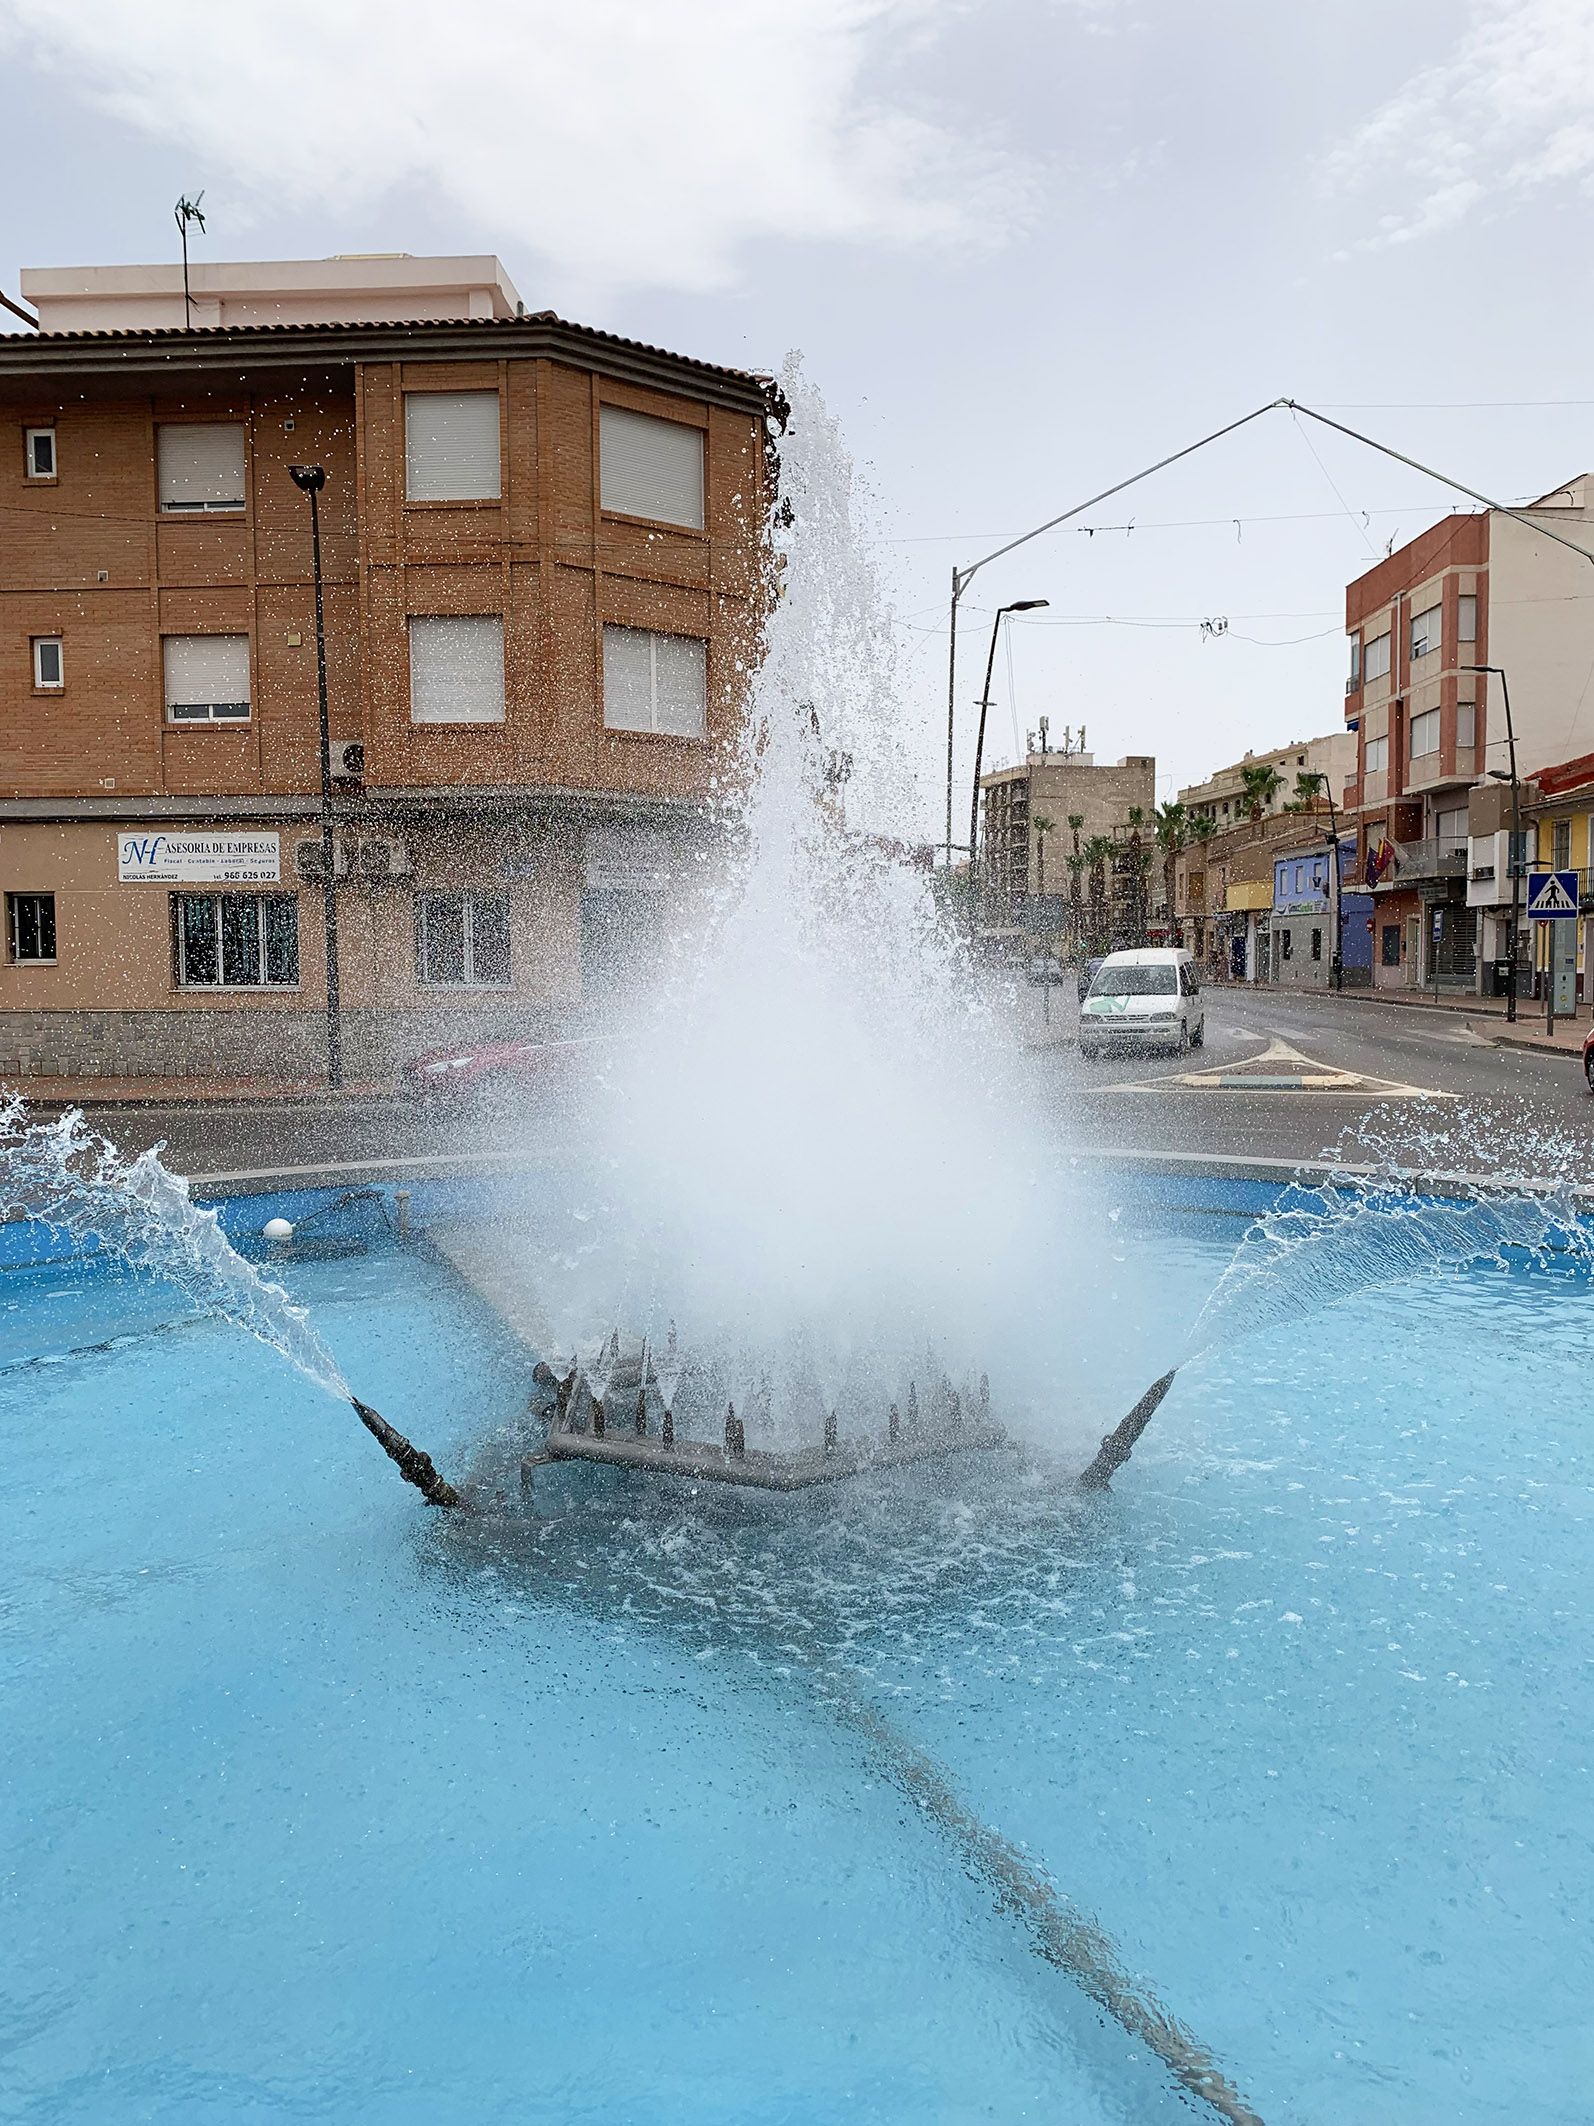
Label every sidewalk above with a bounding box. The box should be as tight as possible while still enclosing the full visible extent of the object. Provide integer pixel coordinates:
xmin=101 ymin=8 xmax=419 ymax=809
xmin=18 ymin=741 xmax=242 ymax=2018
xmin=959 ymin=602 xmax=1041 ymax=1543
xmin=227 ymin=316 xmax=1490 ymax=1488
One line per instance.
xmin=1292 ymin=983 xmax=1589 ymax=1056
xmin=0 ymin=1072 xmax=399 ymax=1109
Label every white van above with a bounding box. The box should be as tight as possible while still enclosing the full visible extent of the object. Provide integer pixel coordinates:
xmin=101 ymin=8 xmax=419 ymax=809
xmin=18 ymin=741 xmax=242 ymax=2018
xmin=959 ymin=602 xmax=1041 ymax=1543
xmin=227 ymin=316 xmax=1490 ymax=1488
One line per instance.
xmin=1077 ymin=947 xmax=1205 ymax=1059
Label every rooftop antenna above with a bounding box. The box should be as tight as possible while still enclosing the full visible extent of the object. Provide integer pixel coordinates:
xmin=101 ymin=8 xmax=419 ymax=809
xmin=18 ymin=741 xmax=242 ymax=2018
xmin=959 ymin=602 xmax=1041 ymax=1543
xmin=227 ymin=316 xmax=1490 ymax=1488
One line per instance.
xmin=174 ymin=192 xmax=206 ymax=329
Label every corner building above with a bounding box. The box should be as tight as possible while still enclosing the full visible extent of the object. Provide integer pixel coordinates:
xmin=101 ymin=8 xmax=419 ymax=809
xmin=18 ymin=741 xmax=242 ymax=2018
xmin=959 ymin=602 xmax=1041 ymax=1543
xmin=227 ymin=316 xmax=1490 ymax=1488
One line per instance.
xmin=0 ymin=257 xmax=775 ymax=1078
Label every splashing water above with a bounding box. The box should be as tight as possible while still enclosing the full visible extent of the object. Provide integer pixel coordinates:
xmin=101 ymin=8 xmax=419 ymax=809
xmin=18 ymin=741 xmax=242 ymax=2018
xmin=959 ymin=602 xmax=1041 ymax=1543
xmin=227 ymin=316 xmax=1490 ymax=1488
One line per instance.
xmin=1187 ymin=1102 xmax=1594 ymax=1367
xmin=0 ymin=1094 xmax=349 ymax=1400
xmin=520 ymin=358 xmax=1104 ymax=1449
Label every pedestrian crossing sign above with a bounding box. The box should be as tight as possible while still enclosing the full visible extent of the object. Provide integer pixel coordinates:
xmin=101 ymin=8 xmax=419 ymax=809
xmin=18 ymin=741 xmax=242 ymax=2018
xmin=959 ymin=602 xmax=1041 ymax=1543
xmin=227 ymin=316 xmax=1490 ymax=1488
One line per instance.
xmin=1526 ymin=869 xmax=1580 ymax=919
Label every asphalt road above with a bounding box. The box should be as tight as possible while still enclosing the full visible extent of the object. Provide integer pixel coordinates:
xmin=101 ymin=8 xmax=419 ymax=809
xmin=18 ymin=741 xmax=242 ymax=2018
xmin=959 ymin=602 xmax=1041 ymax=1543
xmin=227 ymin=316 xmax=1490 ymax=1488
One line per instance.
xmin=18 ymin=987 xmax=1592 ymax=1184
xmin=1034 ymin=984 xmax=1594 ymax=1170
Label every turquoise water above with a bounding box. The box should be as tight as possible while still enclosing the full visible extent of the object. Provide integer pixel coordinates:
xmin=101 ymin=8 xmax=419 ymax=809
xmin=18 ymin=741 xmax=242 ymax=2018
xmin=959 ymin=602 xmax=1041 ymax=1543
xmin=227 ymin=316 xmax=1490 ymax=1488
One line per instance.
xmin=3 ymin=1203 xmax=1591 ymax=2124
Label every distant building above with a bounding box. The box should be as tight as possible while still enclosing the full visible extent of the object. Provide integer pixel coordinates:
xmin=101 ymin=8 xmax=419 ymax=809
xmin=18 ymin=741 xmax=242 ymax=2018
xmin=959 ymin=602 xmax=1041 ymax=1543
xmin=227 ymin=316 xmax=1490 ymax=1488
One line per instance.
xmin=1267 ymin=832 xmax=1375 ymax=990
xmin=978 ymin=741 xmax=1155 ymax=951
xmin=1344 ymin=476 xmax=1594 ymax=994
xmin=1177 ymin=731 xmax=1355 ymax=830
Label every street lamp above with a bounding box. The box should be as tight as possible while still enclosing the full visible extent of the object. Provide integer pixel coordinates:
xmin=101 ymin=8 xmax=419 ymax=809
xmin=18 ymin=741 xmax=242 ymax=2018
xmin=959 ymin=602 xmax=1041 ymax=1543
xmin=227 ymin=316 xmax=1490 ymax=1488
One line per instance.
xmin=288 ymin=463 xmax=344 ymax=1085
xmin=1465 ymin=663 xmax=1520 ymax=1024
xmin=968 ymin=600 xmax=1048 ymax=935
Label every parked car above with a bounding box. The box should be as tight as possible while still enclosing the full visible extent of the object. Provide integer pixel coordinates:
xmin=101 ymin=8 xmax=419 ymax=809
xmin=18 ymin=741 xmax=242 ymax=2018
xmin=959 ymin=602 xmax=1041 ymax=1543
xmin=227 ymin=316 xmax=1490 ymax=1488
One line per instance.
xmin=1582 ymin=1021 xmax=1594 ymax=1092
xmin=403 ymin=1033 xmax=606 ymax=1098
xmin=1077 ymin=948 xmax=1205 ymax=1060
xmin=1076 ymin=955 xmax=1107 ymax=1001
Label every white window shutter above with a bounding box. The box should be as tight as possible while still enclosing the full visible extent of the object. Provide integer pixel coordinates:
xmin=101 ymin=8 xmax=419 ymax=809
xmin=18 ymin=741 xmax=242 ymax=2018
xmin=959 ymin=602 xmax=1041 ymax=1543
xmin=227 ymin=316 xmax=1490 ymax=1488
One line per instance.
xmin=164 ymin=635 xmax=251 ymax=709
xmin=404 ymin=393 xmax=501 ymax=501
xmin=600 ymin=408 xmax=704 ymax=528
xmin=408 ymin=616 xmax=506 ymax=723
xmin=602 ymin=625 xmax=656 ymax=730
xmin=653 ymin=633 xmax=706 ymax=736
xmin=158 ymin=424 xmax=246 ymax=510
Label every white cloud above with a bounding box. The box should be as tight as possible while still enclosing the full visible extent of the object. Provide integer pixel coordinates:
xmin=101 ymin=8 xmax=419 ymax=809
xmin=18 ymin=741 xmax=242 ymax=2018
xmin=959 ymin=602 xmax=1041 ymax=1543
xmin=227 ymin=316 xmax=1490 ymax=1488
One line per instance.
xmin=0 ymin=0 xmax=1030 ymax=293
xmin=1322 ymin=0 xmax=1594 ymax=247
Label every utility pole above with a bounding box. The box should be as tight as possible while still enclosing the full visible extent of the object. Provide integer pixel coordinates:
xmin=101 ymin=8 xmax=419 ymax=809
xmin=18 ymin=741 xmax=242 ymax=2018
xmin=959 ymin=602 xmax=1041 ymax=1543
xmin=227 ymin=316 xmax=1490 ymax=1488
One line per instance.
xmin=1466 ymin=664 xmax=1521 ymax=1025
xmin=289 ymin=464 xmax=343 ymax=1086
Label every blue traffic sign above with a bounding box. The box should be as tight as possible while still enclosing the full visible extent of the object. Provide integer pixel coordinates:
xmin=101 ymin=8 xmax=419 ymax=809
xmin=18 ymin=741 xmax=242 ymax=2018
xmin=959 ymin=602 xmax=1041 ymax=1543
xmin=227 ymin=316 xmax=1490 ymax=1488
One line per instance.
xmin=1526 ymin=869 xmax=1580 ymax=920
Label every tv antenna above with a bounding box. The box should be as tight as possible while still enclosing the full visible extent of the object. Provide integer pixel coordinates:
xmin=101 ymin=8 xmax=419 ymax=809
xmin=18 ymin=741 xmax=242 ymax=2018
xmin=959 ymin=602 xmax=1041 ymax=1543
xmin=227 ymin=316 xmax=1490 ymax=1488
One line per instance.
xmin=174 ymin=193 xmax=206 ymax=328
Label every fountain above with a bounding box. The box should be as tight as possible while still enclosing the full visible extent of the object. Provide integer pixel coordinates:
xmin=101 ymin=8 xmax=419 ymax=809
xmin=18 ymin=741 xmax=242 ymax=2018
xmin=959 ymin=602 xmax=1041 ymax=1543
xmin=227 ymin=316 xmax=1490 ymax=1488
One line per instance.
xmin=13 ymin=364 xmax=1594 ymax=2123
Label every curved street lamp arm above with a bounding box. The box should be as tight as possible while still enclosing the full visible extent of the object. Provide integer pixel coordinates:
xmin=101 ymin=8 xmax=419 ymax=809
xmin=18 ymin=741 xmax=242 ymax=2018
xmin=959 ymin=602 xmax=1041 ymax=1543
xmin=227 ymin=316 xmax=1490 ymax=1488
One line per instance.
xmin=1285 ymin=401 xmax=1594 ymax=571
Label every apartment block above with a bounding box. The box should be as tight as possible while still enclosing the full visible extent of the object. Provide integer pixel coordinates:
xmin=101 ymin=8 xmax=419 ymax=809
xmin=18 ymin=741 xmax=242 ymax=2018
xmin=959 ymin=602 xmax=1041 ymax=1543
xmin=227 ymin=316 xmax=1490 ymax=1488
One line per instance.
xmin=0 ymin=256 xmax=776 ymax=1078
xmin=1343 ymin=477 xmax=1594 ymax=993
xmin=979 ymin=745 xmax=1155 ymax=901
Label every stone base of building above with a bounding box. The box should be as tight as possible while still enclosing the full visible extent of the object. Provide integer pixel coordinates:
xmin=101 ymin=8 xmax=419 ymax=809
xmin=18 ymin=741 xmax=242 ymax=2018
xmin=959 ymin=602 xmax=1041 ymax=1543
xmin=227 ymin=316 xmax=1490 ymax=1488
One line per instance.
xmin=0 ymin=1002 xmax=584 ymax=1085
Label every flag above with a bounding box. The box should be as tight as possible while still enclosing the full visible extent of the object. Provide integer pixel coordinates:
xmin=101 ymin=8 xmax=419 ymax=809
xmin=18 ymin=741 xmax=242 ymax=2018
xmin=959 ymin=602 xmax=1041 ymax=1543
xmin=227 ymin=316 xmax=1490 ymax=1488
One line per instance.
xmin=1365 ymin=837 xmax=1397 ymax=887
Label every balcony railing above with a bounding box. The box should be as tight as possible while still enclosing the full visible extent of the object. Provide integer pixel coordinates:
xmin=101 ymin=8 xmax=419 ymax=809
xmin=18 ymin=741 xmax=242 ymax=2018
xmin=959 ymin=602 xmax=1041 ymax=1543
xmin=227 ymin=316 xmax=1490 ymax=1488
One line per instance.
xmin=1392 ymin=838 xmax=1467 ymax=882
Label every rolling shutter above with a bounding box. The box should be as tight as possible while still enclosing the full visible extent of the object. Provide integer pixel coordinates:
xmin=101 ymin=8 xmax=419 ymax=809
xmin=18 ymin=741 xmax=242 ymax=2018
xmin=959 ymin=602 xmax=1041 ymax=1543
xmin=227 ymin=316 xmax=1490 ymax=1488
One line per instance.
xmin=600 ymin=407 xmax=704 ymax=528
xmin=404 ymin=392 xmax=501 ymax=501
xmin=158 ymin=423 xmax=246 ymax=510
xmin=164 ymin=635 xmax=251 ymax=718
xmin=408 ymin=616 xmax=505 ymax=723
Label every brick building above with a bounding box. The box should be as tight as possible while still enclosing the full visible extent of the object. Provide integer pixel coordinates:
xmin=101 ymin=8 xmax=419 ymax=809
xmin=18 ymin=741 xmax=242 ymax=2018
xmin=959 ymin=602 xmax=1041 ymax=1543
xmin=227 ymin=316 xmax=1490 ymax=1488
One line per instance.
xmin=1343 ymin=477 xmax=1594 ymax=994
xmin=0 ymin=256 xmax=776 ymax=1078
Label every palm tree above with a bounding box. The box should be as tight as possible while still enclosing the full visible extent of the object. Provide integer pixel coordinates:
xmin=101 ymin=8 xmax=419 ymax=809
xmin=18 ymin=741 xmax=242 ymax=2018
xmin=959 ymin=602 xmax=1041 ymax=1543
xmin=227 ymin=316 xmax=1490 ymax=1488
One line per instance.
xmin=1121 ymin=807 xmax=1152 ymax=944
xmin=1239 ymin=762 xmax=1285 ymax=822
xmin=1083 ymin=835 xmax=1113 ymax=950
xmin=1282 ymin=769 xmax=1327 ymax=815
xmin=1154 ymin=800 xmax=1187 ymax=945
xmin=1064 ymin=814 xmax=1086 ymax=953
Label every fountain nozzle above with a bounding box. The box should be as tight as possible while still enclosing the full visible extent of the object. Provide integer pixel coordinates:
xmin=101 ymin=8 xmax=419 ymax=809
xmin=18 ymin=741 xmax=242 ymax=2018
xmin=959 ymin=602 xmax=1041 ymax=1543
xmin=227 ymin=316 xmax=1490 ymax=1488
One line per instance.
xmin=350 ymin=1397 xmax=466 ymax=1510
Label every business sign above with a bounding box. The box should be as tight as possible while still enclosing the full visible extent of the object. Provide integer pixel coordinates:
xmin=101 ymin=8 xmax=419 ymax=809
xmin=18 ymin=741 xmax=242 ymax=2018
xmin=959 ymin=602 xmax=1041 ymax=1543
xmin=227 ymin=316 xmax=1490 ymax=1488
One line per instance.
xmin=1526 ymin=868 xmax=1579 ymax=921
xmin=118 ymin=832 xmax=280 ymax=884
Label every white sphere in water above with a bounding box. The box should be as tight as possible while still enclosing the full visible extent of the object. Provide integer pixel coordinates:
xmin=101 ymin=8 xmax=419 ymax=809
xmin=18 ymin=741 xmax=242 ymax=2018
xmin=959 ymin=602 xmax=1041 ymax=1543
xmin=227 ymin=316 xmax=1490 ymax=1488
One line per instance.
xmin=262 ymin=1217 xmax=295 ymax=1242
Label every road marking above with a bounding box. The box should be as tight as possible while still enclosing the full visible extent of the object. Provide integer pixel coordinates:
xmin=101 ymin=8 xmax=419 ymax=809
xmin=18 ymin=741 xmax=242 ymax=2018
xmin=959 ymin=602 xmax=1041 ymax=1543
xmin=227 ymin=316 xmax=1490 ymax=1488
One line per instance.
xmin=1103 ymin=1036 xmax=1449 ymax=1098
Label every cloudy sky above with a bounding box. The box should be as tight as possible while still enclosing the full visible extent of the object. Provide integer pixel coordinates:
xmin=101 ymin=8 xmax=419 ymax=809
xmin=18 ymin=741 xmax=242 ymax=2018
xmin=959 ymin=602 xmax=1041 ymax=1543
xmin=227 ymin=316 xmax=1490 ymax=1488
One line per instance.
xmin=5 ymin=0 xmax=1593 ymax=826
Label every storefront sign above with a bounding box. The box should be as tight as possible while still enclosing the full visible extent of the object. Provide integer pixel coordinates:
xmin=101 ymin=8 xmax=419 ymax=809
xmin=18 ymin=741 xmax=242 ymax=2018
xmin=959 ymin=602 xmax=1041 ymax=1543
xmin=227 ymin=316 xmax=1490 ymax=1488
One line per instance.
xmin=118 ymin=832 xmax=280 ymax=884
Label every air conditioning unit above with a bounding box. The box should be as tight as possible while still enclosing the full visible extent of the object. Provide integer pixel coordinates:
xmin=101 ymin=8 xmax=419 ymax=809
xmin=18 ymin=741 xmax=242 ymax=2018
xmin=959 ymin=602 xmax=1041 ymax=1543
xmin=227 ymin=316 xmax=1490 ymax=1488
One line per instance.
xmin=331 ymin=739 xmax=366 ymax=782
xmin=294 ymin=836 xmax=350 ymax=882
xmin=355 ymin=835 xmax=411 ymax=882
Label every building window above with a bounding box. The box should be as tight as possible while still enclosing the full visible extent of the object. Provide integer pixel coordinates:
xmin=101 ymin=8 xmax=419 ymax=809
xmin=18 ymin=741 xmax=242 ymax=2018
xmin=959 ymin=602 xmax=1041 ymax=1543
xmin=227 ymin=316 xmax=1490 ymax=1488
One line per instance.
xmin=1364 ymin=632 xmax=1391 ymax=682
xmin=157 ymin=423 xmax=246 ymax=512
xmin=1456 ymin=701 xmax=1476 ymax=748
xmin=1281 ymin=929 xmax=1293 ymax=960
xmin=415 ymin=891 xmax=511 ymax=987
xmin=599 ymin=407 xmax=705 ymax=529
xmin=1436 ymin=806 xmax=1468 ymax=853
xmin=1347 ymin=635 xmax=1362 ymax=687
xmin=1553 ymin=819 xmax=1572 ymax=869
xmin=8 ymin=891 xmax=56 ymax=964
xmin=1410 ymin=708 xmax=1440 ymax=759
xmin=164 ymin=635 xmax=251 ymax=722
xmin=404 ymin=392 xmax=501 ymax=502
xmin=1310 ymin=927 xmax=1323 ymax=961
xmin=24 ymin=426 xmax=56 ymax=479
xmin=602 ymin=624 xmax=707 ymax=737
xmin=1365 ymin=735 xmax=1388 ymax=775
xmin=408 ymin=615 xmax=505 ymax=724
xmin=32 ymin=636 xmax=63 ymax=690
xmin=1381 ymin=923 xmax=1401 ymax=967
xmin=1409 ymin=603 xmax=1442 ymax=659
xmin=1458 ymin=593 xmax=1477 ymax=643
xmin=174 ymin=894 xmax=298 ymax=987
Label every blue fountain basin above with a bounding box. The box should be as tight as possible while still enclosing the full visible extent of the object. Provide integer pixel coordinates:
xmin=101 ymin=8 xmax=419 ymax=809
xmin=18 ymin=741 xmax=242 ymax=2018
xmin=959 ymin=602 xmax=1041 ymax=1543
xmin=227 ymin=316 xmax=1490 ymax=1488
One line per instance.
xmin=3 ymin=1168 xmax=1591 ymax=2124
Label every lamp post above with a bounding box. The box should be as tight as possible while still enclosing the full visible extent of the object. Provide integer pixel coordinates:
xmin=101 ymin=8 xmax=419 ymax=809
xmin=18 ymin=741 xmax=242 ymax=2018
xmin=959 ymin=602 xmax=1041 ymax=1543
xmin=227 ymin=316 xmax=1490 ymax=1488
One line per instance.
xmin=1466 ymin=663 xmax=1520 ymax=1025
xmin=968 ymin=600 xmax=1048 ymax=937
xmin=289 ymin=463 xmax=343 ymax=1086
xmin=1321 ymin=783 xmax=1344 ymax=993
